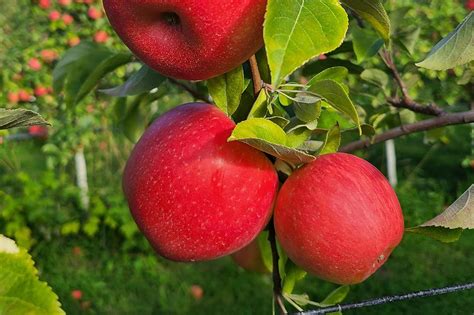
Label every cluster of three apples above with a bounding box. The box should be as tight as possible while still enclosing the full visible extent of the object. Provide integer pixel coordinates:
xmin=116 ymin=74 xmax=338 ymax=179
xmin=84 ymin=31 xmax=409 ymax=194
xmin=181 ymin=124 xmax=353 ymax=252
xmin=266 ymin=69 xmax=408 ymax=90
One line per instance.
xmin=105 ymin=0 xmax=404 ymax=285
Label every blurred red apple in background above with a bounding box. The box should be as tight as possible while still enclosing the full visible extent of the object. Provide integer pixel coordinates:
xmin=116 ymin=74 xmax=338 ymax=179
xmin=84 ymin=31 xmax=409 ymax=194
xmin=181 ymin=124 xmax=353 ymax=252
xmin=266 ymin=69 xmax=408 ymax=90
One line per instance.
xmin=71 ymin=290 xmax=83 ymax=300
xmin=123 ymin=103 xmax=278 ymax=261
xmin=466 ymin=0 xmax=474 ymax=10
xmin=275 ymin=153 xmax=404 ymax=285
xmin=231 ymin=236 xmax=270 ymax=273
xmin=28 ymin=125 xmax=49 ymax=140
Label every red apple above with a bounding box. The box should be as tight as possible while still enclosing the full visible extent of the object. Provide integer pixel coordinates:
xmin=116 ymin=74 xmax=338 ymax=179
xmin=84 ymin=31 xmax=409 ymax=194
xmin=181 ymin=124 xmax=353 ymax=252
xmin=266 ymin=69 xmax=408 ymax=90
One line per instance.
xmin=274 ymin=153 xmax=404 ymax=285
xmin=466 ymin=0 xmax=474 ymax=10
xmin=189 ymin=285 xmax=204 ymax=301
xmin=103 ymin=0 xmax=267 ymax=80
xmin=94 ymin=30 xmax=109 ymax=43
xmin=71 ymin=290 xmax=83 ymax=300
xmin=123 ymin=103 xmax=278 ymax=261
xmin=231 ymin=236 xmax=270 ymax=273
xmin=28 ymin=125 xmax=49 ymax=140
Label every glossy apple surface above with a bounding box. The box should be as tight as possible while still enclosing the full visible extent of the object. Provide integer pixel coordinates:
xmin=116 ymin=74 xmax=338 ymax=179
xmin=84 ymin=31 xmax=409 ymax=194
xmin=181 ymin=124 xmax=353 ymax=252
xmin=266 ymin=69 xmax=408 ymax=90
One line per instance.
xmin=231 ymin=235 xmax=270 ymax=273
xmin=123 ymin=103 xmax=278 ymax=261
xmin=275 ymin=153 xmax=404 ymax=285
xmin=103 ymin=0 xmax=267 ymax=80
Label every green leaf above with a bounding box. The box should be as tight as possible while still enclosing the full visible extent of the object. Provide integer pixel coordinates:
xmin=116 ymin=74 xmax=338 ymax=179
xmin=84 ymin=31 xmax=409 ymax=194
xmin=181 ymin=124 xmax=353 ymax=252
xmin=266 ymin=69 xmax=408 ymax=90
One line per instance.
xmin=308 ymin=80 xmax=361 ymax=130
xmin=0 ymin=235 xmax=65 ymax=315
xmin=229 ymin=118 xmax=315 ymax=164
xmin=351 ymin=24 xmax=384 ymax=63
xmin=416 ymin=12 xmax=474 ymax=70
xmin=75 ymin=52 xmax=132 ymax=104
xmin=307 ymin=66 xmax=349 ymax=85
xmin=230 ymin=118 xmax=287 ymax=145
xmin=318 ymin=108 xmax=355 ymax=129
xmin=319 ymin=123 xmax=341 ymax=154
xmin=207 ymin=65 xmax=244 ymax=116
xmin=257 ymin=232 xmax=273 ymax=273
xmin=360 ymin=68 xmax=389 ymax=90
xmin=294 ymin=98 xmax=321 ymax=123
xmin=264 ymin=0 xmax=348 ymax=86
xmin=101 ymin=65 xmax=166 ymax=97
xmin=53 ymin=42 xmax=107 ymax=92
xmin=405 ymin=227 xmax=462 ymax=243
xmin=320 ymin=285 xmax=351 ymax=307
xmin=282 ymin=260 xmax=307 ymax=294
xmin=118 ymin=93 xmax=163 ymax=143
xmin=303 ymin=58 xmax=364 ymax=76
xmin=268 ymin=116 xmax=291 ymax=129
xmin=248 ymin=90 xmax=269 ymax=118
xmin=406 ymin=185 xmax=474 ymax=242
xmin=286 ymin=127 xmax=313 ymax=148
xmin=0 ymin=109 xmax=50 ymax=130
xmin=420 ymin=185 xmax=474 ymax=229
xmin=401 ymin=27 xmax=421 ymax=55
xmin=341 ymin=0 xmax=391 ymax=41
xmin=53 ymin=42 xmax=132 ymax=106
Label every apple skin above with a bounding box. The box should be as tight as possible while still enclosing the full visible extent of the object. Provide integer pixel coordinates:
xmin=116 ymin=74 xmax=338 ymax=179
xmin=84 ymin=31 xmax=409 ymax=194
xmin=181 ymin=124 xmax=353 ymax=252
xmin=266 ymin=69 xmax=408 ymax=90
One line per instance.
xmin=274 ymin=153 xmax=404 ymax=285
xmin=231 ymin=236 xmax=270 ymax=273
xmin=123 ymin=103 xmax=278 ymax=261
xmin=103 ymin=0 xmax=267 ymax=80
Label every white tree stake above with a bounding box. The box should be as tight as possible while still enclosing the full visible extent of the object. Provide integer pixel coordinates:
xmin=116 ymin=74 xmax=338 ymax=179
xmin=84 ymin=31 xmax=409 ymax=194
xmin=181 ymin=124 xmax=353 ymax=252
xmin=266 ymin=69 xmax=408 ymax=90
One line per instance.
xmin=385 ymin=139 xmax=398 ymax=187
xmin=74 ymin=146 xmax=90 ymax=210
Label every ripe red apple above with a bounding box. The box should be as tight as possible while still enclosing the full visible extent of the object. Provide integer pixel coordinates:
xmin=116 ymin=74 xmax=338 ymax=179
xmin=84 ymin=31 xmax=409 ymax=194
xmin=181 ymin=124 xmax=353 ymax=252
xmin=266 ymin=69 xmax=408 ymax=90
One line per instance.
xmin=466 ymin=0 xmax=474 ymax=11
xmin=71 ymin=290 xmax=83 ymax=300
xmin=28 ymin=125 xmax=49 ymax=140
xmin=275 ymin=153 xmax=404 ymax=285
xmin=123 ymin=103 xmax=278 ymax=261
xmin=231 ymin=236 xmax=270 ymax=273
xmin=103 ymin=0 xmax=267 ymax=80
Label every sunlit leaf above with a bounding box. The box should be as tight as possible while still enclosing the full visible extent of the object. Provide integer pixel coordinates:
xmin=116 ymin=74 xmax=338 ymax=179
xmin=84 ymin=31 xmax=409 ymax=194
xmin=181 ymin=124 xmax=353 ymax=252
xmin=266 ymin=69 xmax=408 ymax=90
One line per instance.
xmin=0 ymin=109 xmax=50 ymax=130
xmin=0 ymin=235 xmax=65 ymax=315
xmin=416 ymin=12 xmax=474 ymax=70
xmin=319 ymin=123 xmax=341 ymax=154
xmin=208 ymin=65 xmax=244 ymax=116
xmin=406 ymin=185 xmax=474 ymax=242
xmin=341 ymin=0 xmax=391 ymax=41
xmin=229 ymin=118 xmax=315 ymax=164
xmin=308 ymin=80 xmax=361 ymax=130
xmin=265 ymin=0 xmax=348 ymax=86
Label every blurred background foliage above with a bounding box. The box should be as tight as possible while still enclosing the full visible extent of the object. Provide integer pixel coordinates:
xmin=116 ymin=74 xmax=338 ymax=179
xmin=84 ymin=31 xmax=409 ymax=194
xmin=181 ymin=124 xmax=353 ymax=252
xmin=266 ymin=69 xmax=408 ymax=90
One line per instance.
xmin=0 ymin=0 xmax=473 ymax=314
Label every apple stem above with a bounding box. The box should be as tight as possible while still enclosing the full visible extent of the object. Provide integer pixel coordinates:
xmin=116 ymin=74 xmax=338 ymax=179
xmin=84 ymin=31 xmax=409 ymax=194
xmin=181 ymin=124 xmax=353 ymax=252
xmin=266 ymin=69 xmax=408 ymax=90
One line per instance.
xmin=249 ymin=55 xmax=263 ymax=96
xmin=268 ymin=218 xmax=288 ymax=315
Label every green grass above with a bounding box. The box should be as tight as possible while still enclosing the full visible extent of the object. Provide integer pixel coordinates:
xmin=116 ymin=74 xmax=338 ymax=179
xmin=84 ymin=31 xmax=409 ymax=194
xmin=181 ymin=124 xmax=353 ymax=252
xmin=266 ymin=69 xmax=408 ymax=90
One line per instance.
xmin=33 ymin=226 xmax=474 ymax=315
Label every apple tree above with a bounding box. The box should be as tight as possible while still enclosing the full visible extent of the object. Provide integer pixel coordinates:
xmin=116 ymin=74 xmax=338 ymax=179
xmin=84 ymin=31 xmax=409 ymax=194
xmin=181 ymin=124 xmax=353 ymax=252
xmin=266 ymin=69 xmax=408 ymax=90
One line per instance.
xmin=1 ymin=0 xmax=473 ymax=314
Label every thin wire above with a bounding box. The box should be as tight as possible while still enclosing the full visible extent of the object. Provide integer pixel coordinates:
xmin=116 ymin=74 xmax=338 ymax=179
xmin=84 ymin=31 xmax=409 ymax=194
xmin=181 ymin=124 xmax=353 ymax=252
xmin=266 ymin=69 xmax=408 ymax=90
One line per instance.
xmin=293 ymin=282 xmax=474 ymax=315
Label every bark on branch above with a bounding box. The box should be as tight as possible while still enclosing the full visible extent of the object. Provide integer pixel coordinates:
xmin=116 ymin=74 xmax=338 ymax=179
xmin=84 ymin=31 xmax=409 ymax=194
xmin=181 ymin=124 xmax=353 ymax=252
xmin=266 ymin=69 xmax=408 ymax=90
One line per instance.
xmin=340 ymin=110 xmax=474 ymax=153
xmin=380 ymin=50 xmax=445 ymax=116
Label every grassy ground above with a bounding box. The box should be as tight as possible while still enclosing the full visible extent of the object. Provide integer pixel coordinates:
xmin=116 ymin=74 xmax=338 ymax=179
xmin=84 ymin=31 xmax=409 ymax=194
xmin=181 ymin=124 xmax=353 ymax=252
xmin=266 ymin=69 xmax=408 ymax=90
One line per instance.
xmin=34 ymin=217 xmax=474 ymax=314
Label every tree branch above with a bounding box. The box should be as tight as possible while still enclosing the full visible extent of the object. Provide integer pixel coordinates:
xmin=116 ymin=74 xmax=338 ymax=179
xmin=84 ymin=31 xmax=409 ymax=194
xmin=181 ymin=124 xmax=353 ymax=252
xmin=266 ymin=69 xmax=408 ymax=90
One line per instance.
xmin=168 ymin=78 xmax=211 ymax=103
xmin=268 ymin=219 xmax=287 ymax=315
xmin=249 ymin=55 xmax=263 ymax=96
xmin=387 ymin=98 xmax=445 ymax=116
xmin=340 ymin=110 xmax=474 ymax=152
xmin=380 ymin=50 xmax=445 ymax=116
